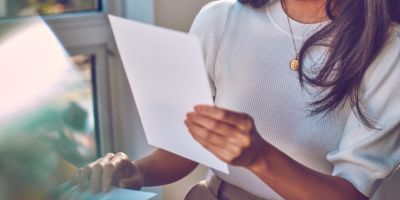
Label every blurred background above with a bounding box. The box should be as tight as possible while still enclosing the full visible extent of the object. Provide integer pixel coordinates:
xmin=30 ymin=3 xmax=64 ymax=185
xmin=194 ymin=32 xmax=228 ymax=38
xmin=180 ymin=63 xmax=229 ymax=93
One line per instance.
xmin=0 ymin=0 xmax=213 ymax=199
xmin=0 ymin=0 xmax=98 ymax=18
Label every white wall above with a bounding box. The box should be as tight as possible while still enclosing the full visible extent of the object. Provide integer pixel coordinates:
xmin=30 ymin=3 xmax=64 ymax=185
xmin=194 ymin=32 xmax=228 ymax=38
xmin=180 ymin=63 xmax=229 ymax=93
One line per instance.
xmin=154 ymin=0 xmax=213 ymax=32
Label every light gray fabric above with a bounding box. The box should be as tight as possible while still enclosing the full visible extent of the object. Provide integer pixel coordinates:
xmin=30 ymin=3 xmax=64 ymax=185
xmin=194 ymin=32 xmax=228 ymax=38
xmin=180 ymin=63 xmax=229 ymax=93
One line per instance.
xmin=189 ymin=0 xmax=400 ymax=199
xmin=184 ymin=180 xmax=219 ymax=200
xmin=185 ymin=176 xmax=267 ymax=200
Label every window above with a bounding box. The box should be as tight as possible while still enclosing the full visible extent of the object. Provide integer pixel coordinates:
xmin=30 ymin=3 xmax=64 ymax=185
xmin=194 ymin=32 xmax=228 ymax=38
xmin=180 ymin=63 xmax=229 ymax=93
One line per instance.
xmin=0 ymin=0 xmax=100 ymax=18
xmin=0 ymin=2 xmax=163 ymax=197
xmin=0 ymin=0 xmax=119 ymax=156
xmin=63 ymin=54 xmax=98 ymax=165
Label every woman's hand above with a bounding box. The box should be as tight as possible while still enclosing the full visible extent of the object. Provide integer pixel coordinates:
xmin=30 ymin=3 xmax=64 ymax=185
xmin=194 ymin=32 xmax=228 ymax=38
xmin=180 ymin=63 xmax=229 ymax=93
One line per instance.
xmin=185 ymin=105 xmax=267 ymax=167
xmin=70 ymin=152 xmax=144 ymax=194
xmin=185 ymin=105 xmax=369 ymax=200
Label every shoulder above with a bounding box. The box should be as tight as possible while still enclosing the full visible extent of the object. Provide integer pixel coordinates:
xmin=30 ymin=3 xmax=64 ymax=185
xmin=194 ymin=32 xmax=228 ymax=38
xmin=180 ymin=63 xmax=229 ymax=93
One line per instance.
xmin=190 ymin=0 xmax=236 ymax=34
xmin=197 ymin=0 xmax=236 ymax=19
xmin=372 ymin=23 xmax=400 ymax=67
xmin=362 ymin=23 xmax=400 ymax=96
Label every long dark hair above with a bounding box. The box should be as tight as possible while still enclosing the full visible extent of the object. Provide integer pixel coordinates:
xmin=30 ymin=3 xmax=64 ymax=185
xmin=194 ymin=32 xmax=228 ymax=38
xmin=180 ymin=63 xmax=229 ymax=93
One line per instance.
xmin=238 ymin=0 xmax=400 ymax=128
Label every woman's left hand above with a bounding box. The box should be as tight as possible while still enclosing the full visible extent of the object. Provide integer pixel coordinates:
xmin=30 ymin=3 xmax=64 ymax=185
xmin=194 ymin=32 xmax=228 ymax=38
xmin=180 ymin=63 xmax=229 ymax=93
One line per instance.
xmin=185 ymin=105 xmax=267 ymax=167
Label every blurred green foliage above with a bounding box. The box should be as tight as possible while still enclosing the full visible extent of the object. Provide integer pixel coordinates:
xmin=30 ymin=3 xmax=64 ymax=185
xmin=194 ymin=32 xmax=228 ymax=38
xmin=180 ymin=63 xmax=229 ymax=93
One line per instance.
xmin=0 ymin=102 xmax=95 ymax=199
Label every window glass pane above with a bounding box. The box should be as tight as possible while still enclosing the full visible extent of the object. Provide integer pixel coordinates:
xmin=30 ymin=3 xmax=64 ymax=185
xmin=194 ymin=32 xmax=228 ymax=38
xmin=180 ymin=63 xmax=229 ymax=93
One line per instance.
xmin=0 ymin=53 xmax=99 ymax=199
xmin=24 ymin=54 xmax=99 ymax=167
xmin=0 ymin=0 xmax=100 ymax=18
xmin=65 ymin=54 xmax=98 ymax=165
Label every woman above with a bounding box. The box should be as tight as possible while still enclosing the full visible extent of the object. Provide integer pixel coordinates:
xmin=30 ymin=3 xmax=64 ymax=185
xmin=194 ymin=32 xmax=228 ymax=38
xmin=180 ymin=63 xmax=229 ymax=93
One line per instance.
xmin=73 ymin=0 xmax=400 ymax=199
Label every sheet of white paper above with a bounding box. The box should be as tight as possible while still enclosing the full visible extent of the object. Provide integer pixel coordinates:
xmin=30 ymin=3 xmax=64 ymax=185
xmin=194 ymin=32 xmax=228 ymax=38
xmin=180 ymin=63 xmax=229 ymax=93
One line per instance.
xmin=109 ymin=15 xmax=229 ymax=174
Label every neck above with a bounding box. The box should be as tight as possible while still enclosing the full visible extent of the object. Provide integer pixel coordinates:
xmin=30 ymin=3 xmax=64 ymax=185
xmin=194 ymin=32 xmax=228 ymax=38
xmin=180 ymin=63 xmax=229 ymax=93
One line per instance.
xmin=282 ymin=0 xmax=328 ymax=24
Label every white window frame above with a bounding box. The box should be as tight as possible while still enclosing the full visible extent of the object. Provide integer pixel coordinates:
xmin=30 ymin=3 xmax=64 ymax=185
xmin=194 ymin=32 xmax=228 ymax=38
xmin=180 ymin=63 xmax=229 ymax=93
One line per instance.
xmin=45 ymin=0 xmax=126 ymax=156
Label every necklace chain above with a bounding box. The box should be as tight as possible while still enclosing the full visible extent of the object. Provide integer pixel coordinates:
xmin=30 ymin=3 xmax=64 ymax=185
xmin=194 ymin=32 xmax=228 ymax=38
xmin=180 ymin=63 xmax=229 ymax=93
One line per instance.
xmin=281 ymin=0 xmax=301 ymax=71
xmin=285 ymin=11 xmax=299 ymax=59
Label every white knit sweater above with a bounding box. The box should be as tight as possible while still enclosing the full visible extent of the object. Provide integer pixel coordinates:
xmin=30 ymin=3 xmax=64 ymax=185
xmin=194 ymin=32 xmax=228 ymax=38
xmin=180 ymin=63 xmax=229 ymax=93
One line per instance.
xmin=189 ymin=0 xmax=400 ymax=199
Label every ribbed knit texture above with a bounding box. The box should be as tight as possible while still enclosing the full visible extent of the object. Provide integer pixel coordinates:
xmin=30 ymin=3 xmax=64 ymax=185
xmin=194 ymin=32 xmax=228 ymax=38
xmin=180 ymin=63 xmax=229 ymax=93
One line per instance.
xmin=189 ymin=0 xmax=400 ymax=199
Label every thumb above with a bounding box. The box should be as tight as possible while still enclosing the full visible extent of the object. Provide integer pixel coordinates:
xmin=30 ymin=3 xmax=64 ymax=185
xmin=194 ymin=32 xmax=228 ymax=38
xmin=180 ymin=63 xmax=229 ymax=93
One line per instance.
xmin=118 ymin=176 xmax=143 ymax=190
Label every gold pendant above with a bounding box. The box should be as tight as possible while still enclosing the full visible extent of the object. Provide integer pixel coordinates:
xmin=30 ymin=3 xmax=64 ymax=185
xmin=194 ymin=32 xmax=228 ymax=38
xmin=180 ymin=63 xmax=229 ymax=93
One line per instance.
xmin=290 ymin=59 xmax=300 ymax=71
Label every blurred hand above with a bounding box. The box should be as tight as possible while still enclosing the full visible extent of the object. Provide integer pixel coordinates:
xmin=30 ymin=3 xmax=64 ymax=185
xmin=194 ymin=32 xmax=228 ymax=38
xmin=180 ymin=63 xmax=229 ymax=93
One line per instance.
xmin=70 ymin=152 xmax=144 ymax=194
xmin=185 ymin=105 xmax=266 ymax=167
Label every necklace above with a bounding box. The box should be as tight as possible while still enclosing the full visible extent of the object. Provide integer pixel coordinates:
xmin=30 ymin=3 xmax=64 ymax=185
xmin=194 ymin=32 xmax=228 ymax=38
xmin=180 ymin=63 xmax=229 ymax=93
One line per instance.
xmin=281 ymin=0 xmax=300 ymax=71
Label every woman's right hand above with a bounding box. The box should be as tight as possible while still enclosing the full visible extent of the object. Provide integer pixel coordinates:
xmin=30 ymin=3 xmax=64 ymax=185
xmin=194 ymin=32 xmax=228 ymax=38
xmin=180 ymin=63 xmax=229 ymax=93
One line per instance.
xmin=71 ymin=152 xmax=144 ymax=194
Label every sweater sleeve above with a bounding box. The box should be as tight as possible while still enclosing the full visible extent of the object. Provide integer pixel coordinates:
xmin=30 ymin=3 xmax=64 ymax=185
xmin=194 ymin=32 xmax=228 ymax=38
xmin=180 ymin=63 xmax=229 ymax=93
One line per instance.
xmin=188 ymin=0 xmax=234 ymax=97
xmin=326 ymin=26 xmax=400 ymax=197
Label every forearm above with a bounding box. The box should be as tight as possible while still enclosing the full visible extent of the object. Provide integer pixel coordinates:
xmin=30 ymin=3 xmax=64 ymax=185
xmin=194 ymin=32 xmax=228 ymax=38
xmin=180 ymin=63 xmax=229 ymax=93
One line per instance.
xmin=248 ymin=142 xmax=368 ymax=200
xmin=135 ymin=149 xmax=199 ymax=187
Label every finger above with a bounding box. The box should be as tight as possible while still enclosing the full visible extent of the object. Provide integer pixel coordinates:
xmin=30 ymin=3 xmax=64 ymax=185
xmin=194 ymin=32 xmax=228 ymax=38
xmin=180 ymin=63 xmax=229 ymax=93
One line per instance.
xmin=89 ymin=153 xmax=114 ymax=193
xmin=76 ymin=153 xmax=113 ymax=192
xmin=113 ymin=159 xmax=135 ymax=182
xmin=186 ymin=112 xmax=231 ymax=136
xmin=195 ymin=136 xmax=240 ymax=163
xmin=186 ymin=121 xmax=242 ymax=154
xmin=102 ymin=153 xmax=129 ymax=192
xmin=186 ymin=120 xmax=226 ymax=146
xmin=90 ymin=158 xmax=105 ymax=194
xmin=194 ymin=105 xmax=253 ymax=131
xmin=118 ymin=176 xmax=143 ymax=190
xmin=70 ymin=161 xmax=95 ymax=187
xmin=185 ymin=119 xmax=250 ymax=147
xmin=186 ymin=112 xmax=251 ymax=141
xmin=102 ymin=163 xmax=116 ymax=192
xmin=104 ymin=153 xmax=116 ymax=160
xmin=114 ymin=152 xmax=129 ymax=159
